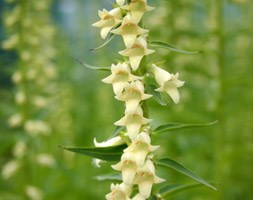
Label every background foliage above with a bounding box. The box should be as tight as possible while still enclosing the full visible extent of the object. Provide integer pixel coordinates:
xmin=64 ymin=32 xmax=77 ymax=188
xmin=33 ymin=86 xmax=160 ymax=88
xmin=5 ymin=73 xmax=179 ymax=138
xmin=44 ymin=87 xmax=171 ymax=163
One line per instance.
xmin=0 ymin=0 xmax=252 ymax=199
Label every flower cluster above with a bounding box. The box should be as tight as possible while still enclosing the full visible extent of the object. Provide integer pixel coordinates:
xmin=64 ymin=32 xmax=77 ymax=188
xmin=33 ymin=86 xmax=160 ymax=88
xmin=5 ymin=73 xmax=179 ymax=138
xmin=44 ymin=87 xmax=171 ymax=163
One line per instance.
xmin=93 ymin=0 xmax=184 ymax=199
xmin=2 ymin=0 xmax=56 ymax=198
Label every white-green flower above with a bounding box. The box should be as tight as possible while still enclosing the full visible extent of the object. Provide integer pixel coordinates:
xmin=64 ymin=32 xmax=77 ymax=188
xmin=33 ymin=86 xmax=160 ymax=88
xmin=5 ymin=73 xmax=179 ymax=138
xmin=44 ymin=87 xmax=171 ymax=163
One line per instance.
xmin=1 ymin=160 xmax=20 ymax=180
xmin=111 ymin=15 xmax=149 ymax=48
xmin=102 ymin=62 xmax=142 ymax=95
xmin=115 ymin=80 xmax=152 ymax=114
xmin=116 ymin=0 xmax=125 ymax=6
xmin=112 ymin=152 xmax=137 ymax=185
xmin=93 ymin=8 xmax=122 ymax=39
xmin=124 ymin=132 xmax=159 ymax=167
xmin=131 ymin=193 xmax=146 ymax=200
xmin=106 ymin=183 xmax=132 ymax=200
xmin=119 ymin=36 xmax=154 ymax=70
xmin=93 ymin=135 xmax=127 ymax=168
xmin=152 ymin=64 xmax=184 ymax=104
xmin=133 ymin=159 xmax=165 ymax=199
xmin=94 ymin=135 xmax=127 ymax=147
xmin=122 ymin=0 xmax=155 ymax=24
xmin=114 ymin=106 xmax=152 ymax=140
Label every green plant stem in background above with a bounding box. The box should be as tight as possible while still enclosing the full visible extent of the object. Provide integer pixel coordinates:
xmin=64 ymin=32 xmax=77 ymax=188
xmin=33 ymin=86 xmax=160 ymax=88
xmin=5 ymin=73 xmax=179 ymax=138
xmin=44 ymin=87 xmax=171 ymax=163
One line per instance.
xmin=214 ymin=0 xmax=226 ymax=199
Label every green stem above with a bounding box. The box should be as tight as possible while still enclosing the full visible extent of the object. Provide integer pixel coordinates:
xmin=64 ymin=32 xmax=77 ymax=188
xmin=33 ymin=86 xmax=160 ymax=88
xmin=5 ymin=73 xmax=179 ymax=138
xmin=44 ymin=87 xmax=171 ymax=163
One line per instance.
xmin=214 ymin=0 xmax=226 ymax=199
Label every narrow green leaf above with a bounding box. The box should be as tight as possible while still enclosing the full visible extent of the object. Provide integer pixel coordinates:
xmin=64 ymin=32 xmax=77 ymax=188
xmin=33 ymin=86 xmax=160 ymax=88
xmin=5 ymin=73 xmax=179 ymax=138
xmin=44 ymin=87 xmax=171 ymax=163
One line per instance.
xmin=76 ymin=59 xmax=110 ymax=71
xmin=109 ymin=126 xmax=125 ymax=138
xmin=59 ymin=144 xmax=126 ymax=161
xmin=149 ymin=41 xmax=203 ymax=54
xmin=156 ymin=158 xmax=217 ymax=190
xmin=146 ymin=85 xmax=168 ymax=106
xmin=148 ymin=195 xmax=158 ymax=200
xmin=95 ymin=173 xmax=122 ymax=181
xmin=89 ymin=34 xmax=115 ymax=51
xmin=158 ymin=183 xmax=203 ymax=198
xmin=153 ymin=120 xmax=218 ymax=135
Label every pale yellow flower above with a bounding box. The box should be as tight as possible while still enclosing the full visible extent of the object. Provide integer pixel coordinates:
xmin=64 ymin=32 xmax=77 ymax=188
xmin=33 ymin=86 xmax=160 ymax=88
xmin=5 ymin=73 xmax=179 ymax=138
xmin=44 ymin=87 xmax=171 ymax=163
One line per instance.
xmin=94 ymin=135 xmax=127 ymax=147
xmin=133 ymin=159 xmax=165 ymax=198
xmin=1 ymin=160 xmax=20 ymax=179
xmin=122 ymin=0 xmax=155 ymax=24
xmin=152 ymin=64 xmax=184 ymax=104
xmin=116 ymin=0 xmax=125 ymax=6
xmin=112 ymin=152 xmax=138 ymax=185
xmin=102 ymin=62 xmax=142 ymax=95
xmin=25 ymin=185 xmax=43 ymax=200
xmin=119 ymin=36 xmax=154 ymax=70
xmin=115 ymin=80 xmax=152 ymax=114
xmin=106 ymin=183 xmax=132 ymax=200
xmin=111 ymin=15 xmax=149 ymax=48
xmin=114 ymin=106 xmax=152 ymax=140
xmin=124 ymin=132 xmax=159 ymax=167
xmin=131 ymin=193 xmax=146 ymax=200
xmin=93 ymin=8 xmax=122 ymax=39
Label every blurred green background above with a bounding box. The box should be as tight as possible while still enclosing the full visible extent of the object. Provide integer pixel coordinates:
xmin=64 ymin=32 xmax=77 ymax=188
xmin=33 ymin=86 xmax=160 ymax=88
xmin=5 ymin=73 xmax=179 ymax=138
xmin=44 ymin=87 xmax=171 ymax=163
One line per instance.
xmin=0 ymin=0 xmax=252 ymax=199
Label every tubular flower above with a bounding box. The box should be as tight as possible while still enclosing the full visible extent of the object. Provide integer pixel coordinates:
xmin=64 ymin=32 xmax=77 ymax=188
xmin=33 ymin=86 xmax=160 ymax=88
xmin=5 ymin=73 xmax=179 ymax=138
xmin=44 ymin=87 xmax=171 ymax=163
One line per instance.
xmin=131 ymin=193 xmax=146 ymax=200
xmin=102 ymin=62 xmax=142 ymax=95
xmin=123 ymin=132 xmax=159 ymax=167
xmin=133 ymin=159 xmax=165 ymax=199
xmin=115 ymin=80 xmax=152 ymax=114
xmin=111 ymin=15 xmax=149 ymax=48
xmin=116 ymin=0 xmax=126 ymax=6
xmin=114 ymin=106 xmax=152 ymax=140
xmin=119 ymin=36 xmax=155 ymax=70
xmin=152 ymin=64 xmax=184 ymax=104
xmin=106 ymin=183 xmax=132 ymax=200
xmin=122 ymin=0 xmax=155 ymax=24
xmin=93 ymin=135 xmax=127 ymax=168
xmin=94 ymin=135 xmax=127 ymax=147
xmin=93 ymin=8 xmax=122 ymax=39
xmin=112 ymin=152 xmax=138 ymax=185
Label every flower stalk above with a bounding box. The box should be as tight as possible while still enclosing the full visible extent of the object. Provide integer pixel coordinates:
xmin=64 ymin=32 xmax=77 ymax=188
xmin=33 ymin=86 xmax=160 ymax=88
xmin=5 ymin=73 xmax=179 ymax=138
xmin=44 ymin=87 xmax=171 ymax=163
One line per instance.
xmin=93 ymin=0 xmax=184 ymax=199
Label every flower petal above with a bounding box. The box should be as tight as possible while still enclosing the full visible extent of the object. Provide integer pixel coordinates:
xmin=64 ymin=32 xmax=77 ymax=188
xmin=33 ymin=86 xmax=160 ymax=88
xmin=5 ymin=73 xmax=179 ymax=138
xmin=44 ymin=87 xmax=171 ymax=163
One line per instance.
xmin=129 ymin=55 xmax=143 ymax=70
xmin=101 ymin=27 xmax=113 ymax=39
xmin=165 ymin=87 xmax=180 ymax=104
xmin=138 ymin=181 xmax=153 ymax=199
xmin=122 ymin=34 xmax=136 ymax=48
xmin=113 ymin=82 xmax=127 ymax=95
xmin=126 ymin=123 xmax=141 ymax=140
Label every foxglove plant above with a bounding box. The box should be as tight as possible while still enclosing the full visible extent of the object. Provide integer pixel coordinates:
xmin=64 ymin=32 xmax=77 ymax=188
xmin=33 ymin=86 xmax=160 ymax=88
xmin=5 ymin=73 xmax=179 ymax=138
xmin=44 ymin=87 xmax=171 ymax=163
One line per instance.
xmin=62 ymin=0 xmax=217 ymax=199
xmin=2 ymin=0 xmax=57 ymax=198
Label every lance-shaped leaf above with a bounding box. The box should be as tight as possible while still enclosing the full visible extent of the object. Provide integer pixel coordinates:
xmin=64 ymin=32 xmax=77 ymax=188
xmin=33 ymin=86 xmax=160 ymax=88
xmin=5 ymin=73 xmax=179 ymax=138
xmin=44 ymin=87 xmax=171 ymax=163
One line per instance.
xmin=149 ymin=41 xmax=203 ymax=54
xmin=59 ymin=144 xmax=127 ymax=161
xmin=89 ymin=34 xmax=115 ymax=51
xmin=76 ymin=59 xmax=110 ymax=72
xmin=146 ymin=85 xmax=168 ymax=106
xmin=156 ymin=158 xmax=217 ymax=190
xmin=158 ymin=183 xmax=203 ymax=198
xmin=95 ymin=173 xmax=122 ymax=181
xmin=153 ymin=120 xmax=218 ymax=135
